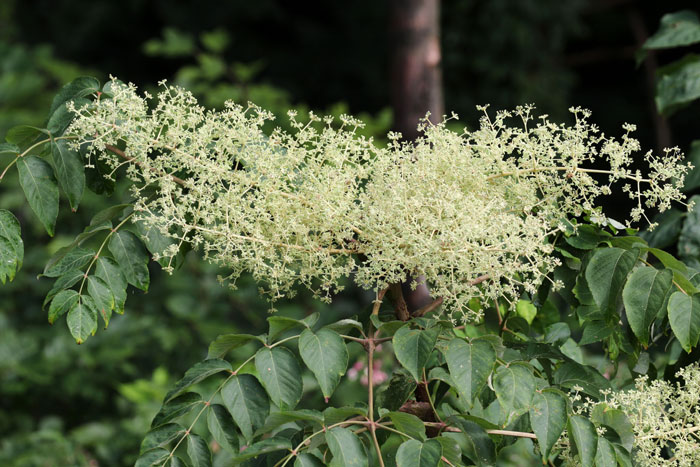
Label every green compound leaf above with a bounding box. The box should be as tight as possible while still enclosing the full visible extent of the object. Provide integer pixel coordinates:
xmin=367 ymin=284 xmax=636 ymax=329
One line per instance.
xmin=568 ymin=415 xmax=598 ymax=467
xmin=493 ymin=363 xmax=535 ymax=414
xmin=622 ymin=266 xmax=673 ymax=347
xmin=393 ymin=325 xmax=439 ymax=382
xmin=5 ymin=125 xmax=47 ymax=149
xmin=207 ymin=404 xmax=238 ymax=453
xmin=595 ymin=437 xmax=617 ymax=466
xmin=151 ymin=392 xmax=203 ymax=428
xmin=298 ymin=328 xmax=348 ymax=399
xmin=585 ymin=247 xmax=638 ymax=313
xmin=42 ymin=247 xmax=95 ymax=278
xmin=66 ymin=298 xmax=97 ymax=344
xmin=294 ymin=453 xmax=324 ymax=467
xmin=656 ymin=55 xmax=700 ymax=116
xmin=108 ymin=230 xmax=150 ymax=291
xmin=17 ymin=155 xmax=59 ymax=236
xmin=0 ymin=209 xmax=23 ymax=283
xmin=644 ymin=10 xmax=700 ymax=49
xmin=48 ymin=289 xmax=79 ymax=324
xmin=207 ymin=333 xmax=266 ymax=359
xmin=43 ymin=269 xmax=83 ymax=309
xmin=134 ymin=448 xmax=169 ymax=467
xmin=87 ymin=275 xmax=114 ymax=327
xmin=553 ymin=361 xmax=611 ymax=399
xmin=95 ymin=257 xmax=127 ymax=314
xmin=529 ymin=390 xmax=567 ymax=462
xmin=591 ymin=403 xmax=635 ymax=452
xmin=51 ymin=139 xmax=85 ymax=211
xmin=165 ymin=359 xmax=231 ymax=403
xmin=255 ymin=346 xmax=302 ymax=409
xmin=325 ymin=426 xmax=368 ymax=467
xmin=221 ymin=374 xmax=269 ymax=441
xmin=445 ymin=338 xmax=495 ymax=407
xmin=668 ymin=291 xmax=700 ymax=352
xmin=186 ymin=433 xmax=211 ymax=467
xmin=388 ymin=411 xmax=426 ymax=441
xmin=395 ymin=439 xmax=442 ymax=467
xmin=140 ymin=423 xmax=184 ymax=454
xmin=233 ymin=437 xmax=292 ymax=462
xmin=446 ymin=417 xmax=496 ymax=466
xmin=48 ymin=76 xmax=100 ymax=117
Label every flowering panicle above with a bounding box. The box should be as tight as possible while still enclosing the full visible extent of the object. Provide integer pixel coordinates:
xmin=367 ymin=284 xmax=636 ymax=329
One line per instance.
xmin=67 ymin=78 xmax=690 ymax=321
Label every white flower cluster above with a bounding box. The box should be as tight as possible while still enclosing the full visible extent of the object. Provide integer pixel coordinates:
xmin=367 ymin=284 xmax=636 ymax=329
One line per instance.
xmin=67 ymin=78 xmax=690 ymax=321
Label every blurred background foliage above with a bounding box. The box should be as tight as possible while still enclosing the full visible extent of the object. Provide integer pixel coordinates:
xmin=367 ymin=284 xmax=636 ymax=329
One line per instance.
xmin=1 ymin=0 xmax=700 ymax=465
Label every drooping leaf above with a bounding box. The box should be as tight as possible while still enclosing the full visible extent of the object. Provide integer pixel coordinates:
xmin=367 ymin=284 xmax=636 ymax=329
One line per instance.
xmin=446 ymin=417 xmax=496 ymax=466
xmin=207 ymin=404 xmax=239 ymax=453
xmin=50 ymin=139 xmax=85 ymax=211
xmin=43 ymin=247 xmax=95 ymax=278
xmin=151 ymin=392 xmax=203 ymax=428
xmin=221 ymin=374 xmax=269 ymax=441
xmin=553 ymin=362 xmax=611 ymax=399
xmin=165 ymin=359 xmax=232 ymax=403
xmin=186 ymin=433 xmax=211 ymax=467
xmin=95 ymin=257 xmax=127 ymax=313
xmin=298 ymin=328 xmax=348 ymax=399
xmin=644 ymin=10 xmax=700 ymax=49
xmin=493 ymin=363 xmax=535 ymax=414
xmin=140 ymin=423 xmax=185 ymax=454
xmin=0 ymin=209 xmax=23 ymax=283
xmin=17 ymin=155 xmax=59 ymax=236
xmin=388 ymin=411 xmax=426 ymax=441
xmin=207 ymin=333 xmax=266 ymax=359
xmin=668 ymin=291 xmax=700 ymax=352
xmin=267 ymin=313 xmax=319 ymax=341
xmin=108 ymin=230 xmax=150 ymax=291
xmin=622 ymin=266 xmax=673 ymax=346
xmin=325 ymin=427 xmax=368 ymax=467
xmin=656 ymin=55 xmax=700 ymax=116
xmin=87 ymin=275 xmax=114 ymax=327
xmin=445 ymin=338 xmax=495 ymax=407
xmin=43 ymin=269 xmax=83 ymax=309
xmin=568 ymin=415 xmax=597 ymax=467
xmin=585 ymin=247 xmax=637 ymax=313
xmin=5 ymin=125 xmax=46 ymax=149
xmin=529 ymin=390 xmax=567 ymax=461
xmin=255 ymin=346 xmax=302 ymax=409
xmin=234 ymin=437 xmax=292 ymax=462
xmin=393 ymin=325 xmax=440 ymax=381
xmin=66 ymin=299 xmax=97 ymax=344
xmin=394 ymin=439 xmax=442 ymax=467
xmin=48 ymin=289 xmax=79 ymax=324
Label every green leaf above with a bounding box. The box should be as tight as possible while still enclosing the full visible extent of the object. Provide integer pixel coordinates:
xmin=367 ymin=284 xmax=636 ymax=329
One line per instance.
xmin=5 ymin=125 xmax=47 ymax=149
xmin=95 ymin=257 xmax=127 ymax=314
xmin=256 ymin=409 xmax=323 ymax=436
xmin=656 ymin=55 xmax=700 ymax=116
xmin=585 ymin=248 xmax=637 ymax=312
xmin=267 ymin=313 xmax=319 ymax=341
xmin=234 ymin=437 xmax=291 ymax=462
xmin=325 ymin=427 xmax=368 ymax=467
xmin=140 ymin=423 xmax=185 ymax=454
xmin=388 ymin=412 xmax=426 ymax=441
xmin=187 ymin=433 xmax=211 ymax=467
xmin=445 ymin=338 xmax=495 ymax=407
xmin=207 ymin=404 xmax=238 ymax=453
xmin=395 ymin=439 xmax=442 ymax=467
xmin=376 ymin=369 xmax=416 ymax=412
xmin=393 ymin=325 xmax=439 ymax=381
xmin=0 ymin=209 xmax=23 ymax=283
xmin=90 ymin=204 xmax=131 ymax=225
xmin=85 ymin=154 xmax=115 ymax=195
xmin=323 ymin=318 xmax=364 ymax=334
xmin=0 ymin=142 xmax=19 ymax=156
xmin=493 ymin=363 xmax=535 ymax=413
xmin=50 ymin=139 xmax=85 ymax=211
xmin=529 ymin=390 xmax=567 ymax=461
xmin=135 ymin=219 xmax=180 ymax=268
xmin=165 ymin=359 xmax=232 ymax=403
xmin=567 ymin=415 xmax=597 ymax=467
xmin=255 ymin=347 xmax=303 ymax=409
xmin=151 ymin=392 xmax=203 ymax=428
xmin=221 ymin=374 xmax=269 ymax=441
xmin=446 ymin=417 xmax=495 ymax=466
xmin=595 ymin=437 xmax=617 ymax=467
xmin=47 ymin=97 xmax=90 ymax=136
xmin=298 ymin=328 xmax=348 ymax=399
xmin=434 ymin=436 xmax=462 ymax=466
xmin=578 ymin=320 xmax=614 ymax=346
xmin=668 ymin=292 xmax=700 ymax=352
xmin=679 ymin=194 xmax=700 ymax=258
xmin=48 ymin=289 xmax=79 ymax=324
xmin=207 ymin=333 xmax=265 ymax=359
xmin=108 ymin=230 xmax=150 ymax=291
xmin=553 ymin=362 xmax=611 ymax=399
xmin=43 ymin=269 xmax=83 ymax=309
xmin=323 ymin=406 xmax=367 ymax=425
xmin=622 ymin=266 xmax=673 ymax=346
xmin=644 ymin=10 xmax=700 ymax=49
xmin=66 ymin=299 xmax=97 ymax=344
xmin=682 ymin=141 xmax=700 ymax=192
xmin=642 ymin=209 xmax=684 ymax=247
xmin=48 ymin=77 xmax=100 ymax=117
xmin=515 ymin=299 xmax=537 ymax=324
xmin=591 ymin=403 xmax=635 ymax=452
xmin=17 ymin=155 xmax=59 ymax=236
xmin=614 ymin=444 xmax=633 ymax=467
xmin=43 ymin=247 xmax=94 ymax=278
xmin=294 ymin=453 xmax=324 ymax=467
xmin=87 ymin=275 xmax=114 ymax=327
xmin=565 ymin=224 xmax=611 ymax=250
xmin=135 ymin=448 xmax=170 ymax=467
